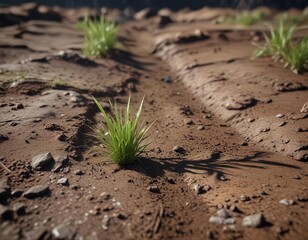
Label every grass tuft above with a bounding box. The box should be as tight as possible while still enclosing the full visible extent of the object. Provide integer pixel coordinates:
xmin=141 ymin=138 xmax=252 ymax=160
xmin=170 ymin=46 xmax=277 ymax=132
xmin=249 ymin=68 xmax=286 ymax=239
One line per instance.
xmin=282 ymin=37 xmax=308 ymax=74
xmin=253 ymin=20 xmax=308 ymax=73
xmin=77 ymin=16 xmax=118 ymax=58
xmin=93 ymin=96 xmax=154 ymax=166
xmin=217 ymin=10 xmax=268 ymax=26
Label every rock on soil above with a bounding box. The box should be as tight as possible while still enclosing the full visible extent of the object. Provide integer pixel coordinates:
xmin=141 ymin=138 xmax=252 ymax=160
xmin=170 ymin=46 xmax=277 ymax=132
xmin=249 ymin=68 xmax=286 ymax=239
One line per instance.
xmin=13 ymin=203 xmax=26 ymax=215
xmin=173 ymin=146 xmax=186 ymax=154
xmin=279 ymin=199 xmax=295 ymax=206
xmin=300 ymin=102 xmax=308 ymax=113
xmin=209 ymin=208 xmax=235 ymax=225
xmin=23 ymin=185 xmax=50 ymax=199
xmin=52 ymin=224 xmax=76 ymax=240
xmin=57 ymin=178 xmax=69 ymax=186
xmin=147 ymin=185 xmax=160 ymax=193
xmin=242 ymin=214 xmax=265 ymax=227
xmin=102 ymin=215 xmax=110 ymax=230
xmin=31 ymin=153 xmax=55 ymax=170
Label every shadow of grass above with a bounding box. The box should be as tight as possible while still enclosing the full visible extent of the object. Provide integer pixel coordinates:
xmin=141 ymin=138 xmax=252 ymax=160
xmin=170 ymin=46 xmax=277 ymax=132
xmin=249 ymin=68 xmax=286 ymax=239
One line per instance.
xmin=127 ymin=151 xmax=300 ymax=179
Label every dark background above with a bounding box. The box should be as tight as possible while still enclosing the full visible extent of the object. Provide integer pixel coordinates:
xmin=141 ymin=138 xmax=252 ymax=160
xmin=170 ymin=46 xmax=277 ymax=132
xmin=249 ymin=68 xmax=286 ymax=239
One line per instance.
xmin=0 ymin=0 xmax=307 ymax=10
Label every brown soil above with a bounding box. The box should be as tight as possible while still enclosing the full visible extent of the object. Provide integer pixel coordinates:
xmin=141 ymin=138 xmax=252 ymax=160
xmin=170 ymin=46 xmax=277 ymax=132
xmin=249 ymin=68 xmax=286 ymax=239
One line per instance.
xmin=0 ymin=4 xmax=307 ymax=240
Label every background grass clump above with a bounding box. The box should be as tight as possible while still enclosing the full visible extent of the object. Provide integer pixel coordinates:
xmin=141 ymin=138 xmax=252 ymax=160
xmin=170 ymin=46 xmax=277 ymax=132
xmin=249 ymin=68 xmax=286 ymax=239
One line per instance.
xmin=93 ymin=96 xmax=153 ymax=166
xmin=253 ymin=20 xmax=308 ymax=73
xmin=216 ymin=10 xmax=268 ymax=26
xmin=77 ymin=17 xmax=117 ymax=57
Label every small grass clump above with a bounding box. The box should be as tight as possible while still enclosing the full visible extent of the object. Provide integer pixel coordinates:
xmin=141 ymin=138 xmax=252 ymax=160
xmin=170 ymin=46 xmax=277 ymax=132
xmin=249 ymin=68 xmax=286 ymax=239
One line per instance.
xmin=217 ymin=11 xmax=268 ymax=26
xmin=93 ymin=96 xmax=154 ymax=166
xmin=282 ymin=37 xmax=308 ymax=73
xmin=254 ymin=20 xmax=296 ymax=60
xmin=253 ymin=20 xmax=308 ymax=73
xmin=77 ymin=16 xmax=117 ymax=57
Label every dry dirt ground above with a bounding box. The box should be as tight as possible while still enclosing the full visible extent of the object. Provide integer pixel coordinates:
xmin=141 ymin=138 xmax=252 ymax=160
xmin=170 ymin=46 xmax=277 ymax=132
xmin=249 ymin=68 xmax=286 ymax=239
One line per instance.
xmin=0 ymin=4 xmax=307 ymax=240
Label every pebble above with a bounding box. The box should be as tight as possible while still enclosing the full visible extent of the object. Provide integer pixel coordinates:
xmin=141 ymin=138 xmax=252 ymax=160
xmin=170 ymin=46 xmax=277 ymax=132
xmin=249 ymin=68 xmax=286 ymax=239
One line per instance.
xmin=276 ymin=114 xmax=284 ymax=118
xmin=240 ymin=194 xmax=250 ymax=202
xmin=102 ymin=215 xmax=110 ymax=230
xmin=147 ymin=185 xmax=160 ymax=193
xmin=23 ymin=185 xmax=50 ymax=199
xmin=0 ymin=178 xmax=11 ymax=200
xmin=247 ymin=118 xmax=255 ymax=123
xmin=216 ymin=208 xmax=230 ymax=218
xmin=279 ymin=199 xmax=295 ymax=206
xmin=209 ymin=216 xmax=235 ymax=225
xmin=173 ymin=146 xmax=185 ymax=154
xmin=184 ymin=119 xmax=193 ymax=125
xmin=74 ymin=169 xmax=84 ymax=175
xmin=11 ymin=189 xmax=23 ymax=198
xmin=242 ymin=214 xmax=265 ymax=227
xmin=166 ymin=177 xmax=175 ymax=184
xmin=197 ymin=125 xmax=205 ymax=130
xmin=193 ymin=184 xmax=205 ymax=194
xmin=230 ymin=205 xmax=240 ymax=213
xmin=52 ymin=224 xmax=75 ymax=240
xmin=57 ymin=178 xmax=69 ymax=186
xmin=300 ymin=102 xmax=308 ymax=113
xmin=13 ymin=203 xmax=26 ymax=215
xmin=31 ymin=153 xmax=55 ymax=171
xmin=57 ymin=133 xmax=68 ymax=142
xmin=164 ymin=75 xmax=173 ymax=83
xmin=0 ymin=205 xmax=13 ymax=220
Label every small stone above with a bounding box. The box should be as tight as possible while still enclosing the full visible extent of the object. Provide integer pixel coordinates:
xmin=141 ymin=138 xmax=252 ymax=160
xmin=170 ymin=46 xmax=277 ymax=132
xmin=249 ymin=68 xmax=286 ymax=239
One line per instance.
xmin=52 ymin=224 xmax=75 ymax=240
xmin=147 ymin=185 xmax=160 ymax=193
xmin=240 ymin=194 xmax=250 ymax=202
xmin=57 ymin=133 xmax=68 ymax=142
xmin=0 ymin=178 xmax=11 ymax=200
xmin=242 ymin=214 xmax=265 ymax=227
xmin=102 ymin=215 xmax=110 ymax=230
xmin=164 ymin=75 xmax=173 ymax=83
xmin=166 ymin=177 xmax=175 ymax=184
xmin=193 ymin=184 xmax=204 ymax=194
xmin=276 ymin=114 xmax=284 ymax=118
xmin=100 ymin=192 xmax=112 ymax=200
xmin=247 ymin=118 xmax=255 ymax=123
xmin=230 ymin=205 xmax=240 ymax=213
xmin=74 ymin=169 xmax=84 ymax=175
xmin=23 ymin=185 xmax=50 ymax=199
xmin=33 ymin=118 xmax=42 ymax=123
xmin=279 ymin=199 xmax=295 ymax=206
xmin=173 ymin=146 xmax=185 ymax=154
xmin=11 ymin=189 xmax=23 ymax=198
xmin=223 ymin=225 xmax=236 ymax=232
xmin=197 ymin=125 xmax=205 ymax=130
xmin=216 ymin=208 xmax=230 ymax=218
xmin=16 ymin=103 xmax=24 ymax=109
xmin=13 ymin=203 xmax=26 ymax=215
xmin=0 ymin=205 xmax=13 ymax=220
xmin=220 ymin=175 xmax=228 ymax=181
xmin=57 ymin=178 xmax=69 ymax=186
xmin=117 ymin=213 xmax=127 ymax=220
xmin=300 ymin=102 xmax=308 ymax=113
xmin=31 ymin=153 xmax=54 ymax=171
xmin=184 ymin=119 xmax=193 ymax=125
xmin=209 ymin=216 xmax=235 ymax=225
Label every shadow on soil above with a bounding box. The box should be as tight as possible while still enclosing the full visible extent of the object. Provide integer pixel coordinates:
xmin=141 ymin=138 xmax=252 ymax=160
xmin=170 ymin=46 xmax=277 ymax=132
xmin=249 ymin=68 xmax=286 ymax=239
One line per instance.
xmin=110 ymin=49 xmax=156 ymax=71
xmin=130 ymin=151 xmax=300 ymax=179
